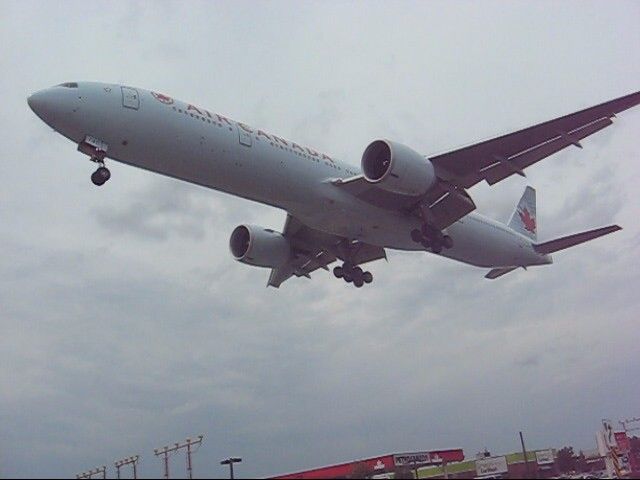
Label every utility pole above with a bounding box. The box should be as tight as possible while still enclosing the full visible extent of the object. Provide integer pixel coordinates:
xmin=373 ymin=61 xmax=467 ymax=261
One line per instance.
xmin=519 ymin=431 xmax=530 ymax=478
xmin=220 ymin=457 xmax=242 ymax=479
xmin=154 ymin=435 xmax=204 ymax=479
xmin=114 ymin=455 xmax=140 ymax=479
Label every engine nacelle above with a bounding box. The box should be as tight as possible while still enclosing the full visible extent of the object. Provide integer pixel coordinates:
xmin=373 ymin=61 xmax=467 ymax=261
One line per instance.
xmin=361 ymin=139 xmax=437 ymax=196
xmin=229 ymin=225 xmax=291 ymax=269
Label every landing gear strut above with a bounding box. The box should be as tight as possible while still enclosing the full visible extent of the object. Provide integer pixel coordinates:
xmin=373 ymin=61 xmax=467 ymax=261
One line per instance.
xmin=78 ymin=136 xmax=111 ymax=186
xmin=333 ymin=263 xmax=373 ymax=288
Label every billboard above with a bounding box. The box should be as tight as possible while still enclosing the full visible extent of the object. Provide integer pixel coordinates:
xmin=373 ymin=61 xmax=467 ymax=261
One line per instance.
xmin=476 ymin=456 xmax=508 ymax=477
xmin=535 ymin=449 xmax=554 ymax=465
xmin=394 ymin=452 xmax=435 ymax=467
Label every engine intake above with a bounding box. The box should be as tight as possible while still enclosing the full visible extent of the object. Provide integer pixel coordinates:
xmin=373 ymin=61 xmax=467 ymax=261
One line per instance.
xmin=362 ymin=139 xmax=437 ymax=196
xmin=229 ymin=225 xmax=291 ymax=268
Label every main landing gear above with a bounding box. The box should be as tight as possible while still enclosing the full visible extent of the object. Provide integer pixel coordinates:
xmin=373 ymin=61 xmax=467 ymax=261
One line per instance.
xmin=333 ymin=263 xmax=373 ymax=288
xmin=411 ymin=223 xmax=453 ymax=254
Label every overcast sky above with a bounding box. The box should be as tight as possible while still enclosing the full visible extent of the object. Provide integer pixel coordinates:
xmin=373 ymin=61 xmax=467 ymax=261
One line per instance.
xmin=1 ymin=1 xmax=639 ymax=478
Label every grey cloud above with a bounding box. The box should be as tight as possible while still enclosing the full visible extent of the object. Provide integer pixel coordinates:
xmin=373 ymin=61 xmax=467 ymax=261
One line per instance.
xmin=2 ymin=1 xmax=640 ymax=479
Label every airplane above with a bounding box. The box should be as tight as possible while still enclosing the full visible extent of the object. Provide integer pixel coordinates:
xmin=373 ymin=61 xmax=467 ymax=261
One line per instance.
xmin=27 ymin=82 xmax=638 ymax=287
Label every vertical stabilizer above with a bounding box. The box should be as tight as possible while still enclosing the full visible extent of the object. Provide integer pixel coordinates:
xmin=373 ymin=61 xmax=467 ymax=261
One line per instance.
xmin=508 ymin=186 xmax=537 ymax=240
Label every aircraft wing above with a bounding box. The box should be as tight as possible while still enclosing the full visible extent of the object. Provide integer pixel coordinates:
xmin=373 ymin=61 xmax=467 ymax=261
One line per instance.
xmin=267 ymin=215 xmax=386 ymax=287
xmin=333 ymin=91 xmax=639 ymax=230
xmin=429 ymin=90 xmax=640 ymax=188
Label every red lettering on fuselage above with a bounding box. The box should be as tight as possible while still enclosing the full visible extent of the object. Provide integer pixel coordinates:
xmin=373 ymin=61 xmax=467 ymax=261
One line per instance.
xmin=187 ymin=104 xmax=203 ymax=115
xmin=163 ymin=97 xmax=335 ymax=162
xmin=215 ymin=114 xmax=233 ymax=126
xmin=257 ymin=130 xmax=271 ymax=140
xmin=238 ymin=122 xmax=253 ymax=133
xmin=272 ymin=135 xmax=288 ymax=147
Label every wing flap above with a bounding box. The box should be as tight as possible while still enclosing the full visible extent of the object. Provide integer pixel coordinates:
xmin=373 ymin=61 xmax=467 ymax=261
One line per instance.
xmin=429 ymin=186 xmax=477 ymax=230
xmin=431 ymin=91 xmax=640 ymax=188
xmin=483 ymin=117 xmax=612 ymax=185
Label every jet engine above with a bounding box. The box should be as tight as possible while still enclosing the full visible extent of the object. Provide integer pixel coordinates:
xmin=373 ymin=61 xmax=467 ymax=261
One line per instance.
xmin=229 ymin=225 xmax=291 ymax=268
xmin=361 ymin=139 xmax=437 ymax=196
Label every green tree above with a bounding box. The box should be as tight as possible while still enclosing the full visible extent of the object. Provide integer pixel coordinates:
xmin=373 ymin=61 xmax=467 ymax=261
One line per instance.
xmin=556 ymin=446 xmax=576 ymax=473
xmin=349 ymin=462 xmax=373 ymax=479
xmin=392 ymin=465 xmax=415 ymax=479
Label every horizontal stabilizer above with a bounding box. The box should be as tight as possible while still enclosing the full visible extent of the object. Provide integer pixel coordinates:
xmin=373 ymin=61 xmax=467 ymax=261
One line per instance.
xmin=485 ymin=266 xmax=518 ymax=279
xmin=534 ymin=225 xmax=621 ymax=254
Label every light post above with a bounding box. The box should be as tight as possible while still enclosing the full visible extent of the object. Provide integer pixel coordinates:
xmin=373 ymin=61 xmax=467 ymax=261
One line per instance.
xmin=220 ymin=457 xmax=242 ymax=479
xmin=114 ymin=455 xmax=140 ymax=479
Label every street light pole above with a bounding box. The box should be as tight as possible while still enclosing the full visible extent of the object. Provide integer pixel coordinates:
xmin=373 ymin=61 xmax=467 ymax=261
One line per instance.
xmin=221 ymin=457 xmax=242 ymax=479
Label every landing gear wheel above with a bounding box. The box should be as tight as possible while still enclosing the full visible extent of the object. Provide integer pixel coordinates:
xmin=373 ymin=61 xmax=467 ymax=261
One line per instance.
xmin=431 ymin=242 xmax=443 ymax=254
xmin=362 ymin=271 xmax=373 ymax=284
xmin=411 ymin=229 xmax=423 ymax=243
xmin=421 ymin=223 xmax=436 ymax=237
xmin=421 ymin=239 xmax=431 ymax=249
xmin=91 ymin=166 xmax=111 ymax=186
xmin=343 ymin=274 xmax=353 ymax=283
xmin=443 ymin=235 xmax=453 ymax=249
xmin=333 ymin=266 xmax=344 ymax=278
xmin=353 ymin=278 xmax=364 ymax=288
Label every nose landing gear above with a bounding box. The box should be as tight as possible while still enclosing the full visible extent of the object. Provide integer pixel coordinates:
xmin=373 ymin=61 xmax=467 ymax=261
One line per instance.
xmin=78 ymin=136 xmax=111 ymax=186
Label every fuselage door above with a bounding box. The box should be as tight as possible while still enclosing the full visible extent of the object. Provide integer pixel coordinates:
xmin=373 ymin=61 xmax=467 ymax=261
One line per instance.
xmin=237 ymin=124 xmax=252 ymax=147
xmin=121 ymin=87 xmax=140 ymax=110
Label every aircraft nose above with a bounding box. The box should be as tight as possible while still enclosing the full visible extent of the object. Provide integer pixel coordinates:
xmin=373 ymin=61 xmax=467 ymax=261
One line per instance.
xmin=28 ymin=89 xmax=55 ymax=120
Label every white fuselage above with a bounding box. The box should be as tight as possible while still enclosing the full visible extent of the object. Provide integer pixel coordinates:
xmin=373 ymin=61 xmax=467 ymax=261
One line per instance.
xmin=29 ymin=82 xmax=551 ymax=269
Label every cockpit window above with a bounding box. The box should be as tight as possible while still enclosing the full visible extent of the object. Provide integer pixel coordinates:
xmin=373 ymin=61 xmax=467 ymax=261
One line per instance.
xmin=57 ymin=82 xmax=78 ymax=88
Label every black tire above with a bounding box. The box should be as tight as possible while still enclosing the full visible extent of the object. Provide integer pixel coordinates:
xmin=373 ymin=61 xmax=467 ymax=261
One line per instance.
xmin=96 ymin=166 xmax=111 ymax=182
xmin=91 ymin=171 xmax=105 ymax=186
xmin=344 ymin=274 xmax=353 ymax=283
xmin=333 ymin=266 xmax=344 ymax=278
xmin=410 ymin=229 xmax=423 ymax=243
xmin=353 ymin=278 xmax=364 ymax=288
xmin=443 ymin=235 xmax=454 ymax=249
xmin=421 ymin=223 xmax=435 ymax=237
xmin=432 ymin=243 xmax=443 ymax=254
xmin=362 ymin=271 xmax=373 ymax=283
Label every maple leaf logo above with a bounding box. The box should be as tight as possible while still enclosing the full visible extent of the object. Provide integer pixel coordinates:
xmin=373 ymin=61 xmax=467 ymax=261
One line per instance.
xmin=518 ymin=208 xmax=536 ymax=233
xmin=151 ymin=91 xmax=174 ymax=105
